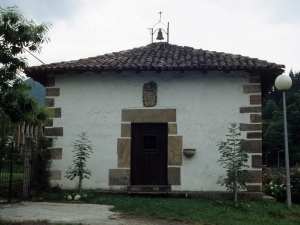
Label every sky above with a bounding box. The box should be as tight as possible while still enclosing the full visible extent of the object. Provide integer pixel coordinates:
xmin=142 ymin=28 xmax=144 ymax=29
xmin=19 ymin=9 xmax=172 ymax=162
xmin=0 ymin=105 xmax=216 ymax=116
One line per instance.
xmin=2 ymin=0 xmax=300 ymax=74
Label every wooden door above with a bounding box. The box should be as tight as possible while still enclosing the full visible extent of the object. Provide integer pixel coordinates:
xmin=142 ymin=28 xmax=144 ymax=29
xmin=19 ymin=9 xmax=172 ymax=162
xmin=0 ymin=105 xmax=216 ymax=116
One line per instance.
xmin=131 ymin=123 xmax=168 ymax=185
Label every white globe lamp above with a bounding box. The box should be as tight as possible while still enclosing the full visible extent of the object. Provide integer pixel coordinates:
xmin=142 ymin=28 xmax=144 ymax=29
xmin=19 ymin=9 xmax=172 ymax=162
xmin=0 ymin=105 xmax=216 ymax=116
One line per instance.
xmin=275 ymin=75 xmax=292 ymax=91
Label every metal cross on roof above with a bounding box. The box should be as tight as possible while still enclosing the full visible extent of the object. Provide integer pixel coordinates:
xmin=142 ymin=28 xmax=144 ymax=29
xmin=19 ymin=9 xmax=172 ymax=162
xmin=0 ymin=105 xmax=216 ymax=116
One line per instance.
xmin=158 ymin=11 xmax=163 ymax=21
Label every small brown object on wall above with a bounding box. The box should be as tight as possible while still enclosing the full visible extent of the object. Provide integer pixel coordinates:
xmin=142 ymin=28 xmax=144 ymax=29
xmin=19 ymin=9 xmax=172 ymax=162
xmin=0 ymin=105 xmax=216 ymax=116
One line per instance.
xmin=143 ymin=81 xmax=157 ymax=107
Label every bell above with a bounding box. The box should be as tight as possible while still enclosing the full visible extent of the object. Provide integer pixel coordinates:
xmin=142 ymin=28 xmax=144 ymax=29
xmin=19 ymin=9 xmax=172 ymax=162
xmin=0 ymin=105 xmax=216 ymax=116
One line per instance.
xmin=156 ymin=28 xmax=164 ymax=40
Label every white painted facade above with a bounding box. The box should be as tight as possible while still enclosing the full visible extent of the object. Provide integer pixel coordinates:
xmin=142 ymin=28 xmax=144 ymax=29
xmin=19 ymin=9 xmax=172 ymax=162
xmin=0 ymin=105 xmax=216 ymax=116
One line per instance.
xmin=49 ymin=70 xmax=254 ymax=191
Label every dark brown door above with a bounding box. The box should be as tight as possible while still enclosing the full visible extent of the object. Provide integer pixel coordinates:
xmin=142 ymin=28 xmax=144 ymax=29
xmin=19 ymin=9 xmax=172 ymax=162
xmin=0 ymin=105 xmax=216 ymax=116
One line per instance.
xmin=131 ymin=123 xmax=168 ymax=185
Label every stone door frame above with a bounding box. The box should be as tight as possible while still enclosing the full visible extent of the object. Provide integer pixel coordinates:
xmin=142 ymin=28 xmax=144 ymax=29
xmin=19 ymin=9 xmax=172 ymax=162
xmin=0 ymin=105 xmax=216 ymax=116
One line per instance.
xmin=109 ymin=108 xmax=182 ymax=187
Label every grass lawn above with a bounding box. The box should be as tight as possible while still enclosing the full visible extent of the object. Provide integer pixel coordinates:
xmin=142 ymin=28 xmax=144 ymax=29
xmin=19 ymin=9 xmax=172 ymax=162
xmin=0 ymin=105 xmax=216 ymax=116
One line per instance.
xmin=35 ymin=192 xmax=300 ymax=225
xmin=0 ymin=173 xmax=23 ymax=185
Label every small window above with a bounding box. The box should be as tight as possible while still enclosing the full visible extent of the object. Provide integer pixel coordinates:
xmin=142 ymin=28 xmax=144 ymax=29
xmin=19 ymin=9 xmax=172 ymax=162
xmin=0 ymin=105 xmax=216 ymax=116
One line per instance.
xmin=143 ymin=135 xmax=157 ymax=150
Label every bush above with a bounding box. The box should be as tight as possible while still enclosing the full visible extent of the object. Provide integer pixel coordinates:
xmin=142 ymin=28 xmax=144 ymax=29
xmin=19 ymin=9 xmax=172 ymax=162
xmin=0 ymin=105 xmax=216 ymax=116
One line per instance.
xmin=262 ymin=165 xmax=300 ymax=203
xmin=31 ymin=132 xmax=53 ymax=192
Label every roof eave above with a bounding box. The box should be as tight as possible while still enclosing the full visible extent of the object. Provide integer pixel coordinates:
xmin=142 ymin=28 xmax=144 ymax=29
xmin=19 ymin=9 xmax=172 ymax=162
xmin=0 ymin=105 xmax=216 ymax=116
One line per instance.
xmin=25 ymin=67 xmax=284 ymax=94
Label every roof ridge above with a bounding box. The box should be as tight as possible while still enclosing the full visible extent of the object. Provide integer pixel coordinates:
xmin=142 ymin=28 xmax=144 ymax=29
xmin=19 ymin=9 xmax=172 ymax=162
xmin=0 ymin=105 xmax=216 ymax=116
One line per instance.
xmin=26 ymin=43 xmax=285 ymax=72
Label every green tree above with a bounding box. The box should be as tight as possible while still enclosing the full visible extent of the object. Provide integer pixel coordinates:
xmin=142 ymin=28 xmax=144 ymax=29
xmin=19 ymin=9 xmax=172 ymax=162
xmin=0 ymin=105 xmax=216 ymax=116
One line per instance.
xmin=0 ymin=6 xmax=51 ymax=124
xmin=0 ymin=108 xmax=15 ymax=173
xmin=262 ymin=72 xmax=300 ymax=167
xmin=0 ymin=108 xmax=15 ymax=151
xmin=216 ymin=123 xmax=250 ymax=202
xmin=262 ymin=100 xmax=279 ymax=120
xmin=65 ymin=132 xmax=94 ymax=192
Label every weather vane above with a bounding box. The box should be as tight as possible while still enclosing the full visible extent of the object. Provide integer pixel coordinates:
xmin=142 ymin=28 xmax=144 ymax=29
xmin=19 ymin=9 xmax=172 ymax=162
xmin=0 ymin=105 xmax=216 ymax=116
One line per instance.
xmin=148 ymin=12 xmax=169 ymax=43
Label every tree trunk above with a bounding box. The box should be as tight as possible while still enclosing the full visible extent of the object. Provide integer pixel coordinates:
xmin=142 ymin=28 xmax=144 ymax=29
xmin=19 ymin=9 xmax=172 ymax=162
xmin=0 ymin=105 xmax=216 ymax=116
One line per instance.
xmin=79 ymin=174 xmax=82 ymax=192
xmin=234 ymin=183 xmax=237 ymax=202
xmin=234 ymin=168 xmax=238 ymax=202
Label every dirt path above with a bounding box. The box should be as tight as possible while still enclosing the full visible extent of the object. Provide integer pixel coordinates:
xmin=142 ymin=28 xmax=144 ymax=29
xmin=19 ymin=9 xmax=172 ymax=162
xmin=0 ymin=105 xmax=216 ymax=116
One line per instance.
xmin=0 ymin=202 xmax=192 ymax=225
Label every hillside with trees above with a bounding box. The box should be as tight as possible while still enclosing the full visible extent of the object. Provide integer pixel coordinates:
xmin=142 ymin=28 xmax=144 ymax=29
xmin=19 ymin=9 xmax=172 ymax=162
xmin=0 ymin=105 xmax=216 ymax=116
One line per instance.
xmin=24 ymin=78 xmax=45 ymax=106
xmin=262 ymin=71 xmax=300 ymax=167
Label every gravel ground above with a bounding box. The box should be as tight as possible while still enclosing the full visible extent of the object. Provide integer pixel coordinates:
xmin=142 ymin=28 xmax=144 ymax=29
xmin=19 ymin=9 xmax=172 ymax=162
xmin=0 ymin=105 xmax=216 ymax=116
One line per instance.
xmin=0 ymin=202 xmax=191 ymax=225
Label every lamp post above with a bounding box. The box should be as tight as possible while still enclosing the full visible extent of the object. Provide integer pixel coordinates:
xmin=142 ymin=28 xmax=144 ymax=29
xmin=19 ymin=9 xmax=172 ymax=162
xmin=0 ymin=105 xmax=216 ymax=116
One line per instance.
xmin=278 ymin=150 xmax=284 ymax=168
xmin=275 ymin=74 xmax=292 ymax=209
xmin=266 ymin=151 xmax=270 ymax=167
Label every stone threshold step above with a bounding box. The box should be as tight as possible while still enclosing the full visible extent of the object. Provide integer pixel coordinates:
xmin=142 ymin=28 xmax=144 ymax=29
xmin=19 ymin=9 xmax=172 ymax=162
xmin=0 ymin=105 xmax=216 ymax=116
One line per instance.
xmin=127 ymin=185 xmax=171 ymax=192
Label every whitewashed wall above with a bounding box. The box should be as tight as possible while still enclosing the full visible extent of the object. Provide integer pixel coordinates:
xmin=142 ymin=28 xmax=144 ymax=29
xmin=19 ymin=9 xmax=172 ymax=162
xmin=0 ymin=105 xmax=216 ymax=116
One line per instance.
xmin=49 ymin=70 xmax=250 ymax=191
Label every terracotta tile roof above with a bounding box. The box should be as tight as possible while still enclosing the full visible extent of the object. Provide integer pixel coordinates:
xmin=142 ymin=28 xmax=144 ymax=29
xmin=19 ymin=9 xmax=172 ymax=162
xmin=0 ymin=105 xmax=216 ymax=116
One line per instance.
xmin=26 ymin=42 xmax=285 ymax=74
xmin=26 ymin=42 xmax=285 ymax=99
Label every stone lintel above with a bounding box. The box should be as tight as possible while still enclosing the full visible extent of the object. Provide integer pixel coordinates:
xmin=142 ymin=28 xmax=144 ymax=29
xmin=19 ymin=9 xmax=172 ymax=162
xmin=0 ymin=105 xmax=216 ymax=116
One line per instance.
xmin=252 ymin=155 xmax=262 ymax=168
xmin=240 ymin=107 xmax=261 ymax=113
xmin=243 ymin=85 xmax=261 ymax=94
xmin=247 ymin=132 xmax=262 ymax=139
xmin=247 ymin=170 xmax=262 ymax=183
xmin=46 ymin=88 xmax=60 ymax=96
xmin=46 ymin=77 xmax=55 ymax=87
xmin=121 ymin=123 xmax=131 ymax=137
xmin=250 ymin=114 xmax=262 ymax=123
xmin=168 ymin=123 xmax=177 ymax=134
xmin=50 ymin=170 xmax=61 ymax=180
xmin=54 ymin=108 xmax=61 ymax=118
xmin=168 ymin=167 xmax=181 ymax=185
xmin=242 ymin=140 xmax=262 ymax=153
xmin=44 ymin=127 xmax=63 ymax=136
xmin=122 ymin=109 xmax=176 ymax=122
xmin=247 ymin=185 xmax=262 ymax=192
xmin=50 ymin=148 xmax=62 ymax=159
xmin=45 ymin=98 xmax=55 ymax=107
xmin=46 ymin=138 xmax=54 ymax=147
xmin=168 ymin=136 xmax=182 ymax=166
xmin=250 ymin=95 xmax=261 ymax=105
xmin=109 ymin=169 xmax=130 ymax=185
xmin=44 ymin=119 xmax=53 ymax=127
xmin=46 ymin=161 xmax=52 ymax=168
xmin=117 ymin=138 xmax=131 ymax=168
xmin=240 ymin=123 xmax=262 ymax=131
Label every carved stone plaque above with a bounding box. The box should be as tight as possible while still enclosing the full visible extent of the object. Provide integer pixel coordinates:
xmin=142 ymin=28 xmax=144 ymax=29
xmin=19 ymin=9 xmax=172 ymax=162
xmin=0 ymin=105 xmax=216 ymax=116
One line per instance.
xmin=143 ymin=81 xmax=157 ymax=107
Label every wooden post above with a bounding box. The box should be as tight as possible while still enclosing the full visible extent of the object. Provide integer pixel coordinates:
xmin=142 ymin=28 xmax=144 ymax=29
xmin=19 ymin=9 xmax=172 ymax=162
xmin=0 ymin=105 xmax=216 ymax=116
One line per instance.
xmin=23 ymin=137 xmax=32 ymax=199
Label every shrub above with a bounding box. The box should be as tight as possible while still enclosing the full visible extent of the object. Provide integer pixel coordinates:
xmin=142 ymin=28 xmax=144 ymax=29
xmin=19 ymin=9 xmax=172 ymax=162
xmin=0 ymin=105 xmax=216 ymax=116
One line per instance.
xmin=262 ymin=165 xmax=300 ymax=203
